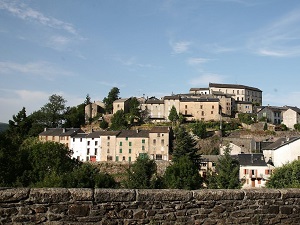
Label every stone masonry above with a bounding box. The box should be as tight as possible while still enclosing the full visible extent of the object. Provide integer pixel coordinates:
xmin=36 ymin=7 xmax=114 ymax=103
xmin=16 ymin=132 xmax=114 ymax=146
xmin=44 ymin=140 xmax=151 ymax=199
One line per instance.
xmin=1 ymin=188 xmax=300 ymax=224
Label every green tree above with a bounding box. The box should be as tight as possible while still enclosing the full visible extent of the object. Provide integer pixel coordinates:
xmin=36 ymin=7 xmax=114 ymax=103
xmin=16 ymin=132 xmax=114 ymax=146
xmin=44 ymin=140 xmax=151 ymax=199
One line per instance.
xmin=172 ymin=126 xmax=201 ymax=167
xmin=124 ymin=155 xmax=159 ymax=189
xmin=7 ymin=107 xmax=32 ymax=145
xmin=84 ymin=94 xmax=92 ymax=106
xmin=127 ymin=97 xmax=141 ymax=124
xmin=294 ymin=123 xmax=300 ymax=131
xmin=63 ymin=104 xmax=85 ymax=128
xmin=191 ymin=120 xmax=207 ymax=139
xmin=99 ymin=118 xmax=109 ymax=130
xmin=206 ymin=144 xmax=240 ymax=189
xmin=18 ymin=138 xmax=78 ymax=187
xmin=103 ymin=87 xmax=120 ymax=114
xmin=266 ymin=160 xmax=300 ymax=188
xmin=168 ymin=106 xmax=179 ymax=125
xmin=110 ymin=110 xmax=127 ymax=130
xmin=41 ymin=94 xmax=67 ymax=127
xmin=164 ymin=156 xmax=202 ymax=190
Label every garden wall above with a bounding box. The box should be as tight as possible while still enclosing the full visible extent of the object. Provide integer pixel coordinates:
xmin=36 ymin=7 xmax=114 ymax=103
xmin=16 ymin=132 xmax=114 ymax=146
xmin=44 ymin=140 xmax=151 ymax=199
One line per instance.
xmin=1 ymin=188 xmax=300 ymax=224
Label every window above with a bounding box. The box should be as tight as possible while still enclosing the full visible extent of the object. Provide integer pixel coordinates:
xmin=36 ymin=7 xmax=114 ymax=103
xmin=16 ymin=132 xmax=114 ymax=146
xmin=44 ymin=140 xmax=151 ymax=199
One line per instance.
xmin=122 ymin=156 xmax=125 ymax=161
xmin=87 ymin=148 xmax=90 ymax=155
xmin=107 ymin=149 xmax=110 ymax=153
xmin=129 ymin=149 xmax=132 ymax=154
xmin=107 ymin=136 xmax=110 ymax=140
xmin=95 ymin=141 xmax=98 ymax=145
xmin=161 ymin=139 xmax=164 ymax=146
xmin=129 ymin=157 xmax=131 ymax=162
xmin=116 ymin=156 xmax=119 ymax=162
xmin=201 ymin=111 xmax=204 ymax=116
xmin=156 ymin=154 xmax=162 ymax=160
xmin=80 ymin=138 xmax=82 ymax=142
xmin=185 ymin=105 xmax=187 ymax=109
xmin=126 ymin=137 xmax=128 ymax=141
xmin=212 ymin=105 xmax=214 ymax=109
xmin=142 ymin=146 xmax=145 ymax=150
xmin=73 ymin=138 xmax=75 ymax=142
xmin=119 ymin=149 xmax=122 ymax=153
xmin=200 ymin=105 xmax=203 ymax=109
xmin=129 ymin=142 xmax=132 ymax=146
xmin=211 ymin=111 xmax=213 ymax=114
xmin=95 ymin=148 xmax=97 ymax=155
xmin=142 ymin=139 xmax=145 ymax=144
xmin=107 ymin=142 xmax=110 ymax=146
xmin=157 ymin=133 xmax=160 ymax=137
xmin=153 ymin=139 xmax=156 ymax=145
xmin=87 ymin=141 xmax=90 ymax=146
xmin=120 ymin=142 xmax=122 ymax=146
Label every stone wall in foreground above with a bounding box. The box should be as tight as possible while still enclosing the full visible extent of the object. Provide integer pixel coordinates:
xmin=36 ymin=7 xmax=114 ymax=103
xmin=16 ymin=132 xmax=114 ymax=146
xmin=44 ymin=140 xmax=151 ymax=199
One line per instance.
xmin=1 ymin=188 xmax=300 ymax=224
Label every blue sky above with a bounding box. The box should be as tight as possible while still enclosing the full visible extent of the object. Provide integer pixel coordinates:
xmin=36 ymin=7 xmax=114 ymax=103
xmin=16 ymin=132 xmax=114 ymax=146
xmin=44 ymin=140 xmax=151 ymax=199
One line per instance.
xmin=1 ymin=0 xmax=300 ymax=123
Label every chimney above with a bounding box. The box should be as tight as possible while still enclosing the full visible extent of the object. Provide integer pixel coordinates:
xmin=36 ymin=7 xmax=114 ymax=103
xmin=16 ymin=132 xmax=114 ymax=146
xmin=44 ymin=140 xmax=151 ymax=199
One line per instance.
xmin=136 ymin=129 xmax=139 ymax=133
xmin=44 ymin=128 xmax=47 ymax=132
xmin=63 ymin=128 xmax=65 ymax=133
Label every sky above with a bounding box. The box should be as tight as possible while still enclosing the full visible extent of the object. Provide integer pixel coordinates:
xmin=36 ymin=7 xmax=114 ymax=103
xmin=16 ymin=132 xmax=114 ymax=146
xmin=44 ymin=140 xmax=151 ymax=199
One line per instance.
xmin=1 ymin=0 xmax=300 ymax=123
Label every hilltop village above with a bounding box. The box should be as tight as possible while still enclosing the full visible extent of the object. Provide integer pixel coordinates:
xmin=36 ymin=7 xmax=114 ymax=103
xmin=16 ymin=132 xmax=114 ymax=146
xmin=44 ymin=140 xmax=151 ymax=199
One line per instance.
xmin=39 ymin=82 xmax=300 ymax=189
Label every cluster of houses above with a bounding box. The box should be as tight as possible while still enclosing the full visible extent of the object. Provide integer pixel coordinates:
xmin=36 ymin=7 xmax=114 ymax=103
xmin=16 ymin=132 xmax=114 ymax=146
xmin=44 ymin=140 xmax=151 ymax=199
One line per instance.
xmin=39 ymin=82 xmax=300 ymax=189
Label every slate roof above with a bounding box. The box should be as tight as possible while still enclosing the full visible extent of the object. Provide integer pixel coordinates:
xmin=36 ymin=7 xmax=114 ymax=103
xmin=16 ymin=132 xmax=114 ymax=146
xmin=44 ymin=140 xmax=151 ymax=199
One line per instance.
xmin=262 ymin=137 xmax=300 ymax=150
xmin=72 ymin=133 xmax=88 ymax=138
xmin=117 ymin=130 xmax=150 ymax=138
xmin=180 ymin=97 xmax=219 ymax=102
xmin=237 ymin=154 xmax=267 ymax=166
xmin=189 ymin=88 xmax=209 ymax=91
xmin=150 ymin=126 xmax=170 ymax=133
xmin=39 ymin=128 xmax=83 ymax=137
xmin=201 ymin=155 xmax=221 ymax=162
xmin=209 ymin=83 xmax=262 ymax=92
xmin=86 ymin=131 xmax=120 ymax=138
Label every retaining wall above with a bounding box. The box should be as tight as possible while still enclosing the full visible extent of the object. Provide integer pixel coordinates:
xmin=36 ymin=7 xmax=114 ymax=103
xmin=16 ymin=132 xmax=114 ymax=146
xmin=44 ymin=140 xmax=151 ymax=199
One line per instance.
xmin=1 ymin=188 xmax=300 ymax=224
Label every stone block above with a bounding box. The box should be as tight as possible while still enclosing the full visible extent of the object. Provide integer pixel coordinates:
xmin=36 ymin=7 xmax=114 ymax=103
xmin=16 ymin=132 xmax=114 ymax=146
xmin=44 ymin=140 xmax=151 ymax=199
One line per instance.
xmin=194 ymin=189 xmax=244 ymax=201
xmin=95 ymin=189 xmax=136 ymax=202
xmin=244 ymin=189 xmax=281 ymax=200
xmin=280 ymin=189 xmax=300 ymax=199
xmin=137 ymin=189 xmax=193 ymax=202
xmin=29 ymin=188 xmax=70 ymax=203
xmin=69 ymin=188 xmax=93 ymax=201
xmin=68 ymin=204 xmax=90 ymax=217
xmin=0 ymin=188 xmax=29 ymax=202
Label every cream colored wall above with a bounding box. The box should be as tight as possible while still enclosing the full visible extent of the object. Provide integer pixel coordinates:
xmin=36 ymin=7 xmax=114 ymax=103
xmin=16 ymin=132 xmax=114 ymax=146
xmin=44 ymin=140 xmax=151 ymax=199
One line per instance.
xmin=100 ymin=135 xmax=117 ymax=161
xmin=164 ymin=99 xmax=180 ymax=121
xmin=179 ymin=101 xmax=220 ymax=121
xmin=148 ymin=132 xmax=169 ymax=161
xmin=115 ymin=136 xmax=148 ymax=162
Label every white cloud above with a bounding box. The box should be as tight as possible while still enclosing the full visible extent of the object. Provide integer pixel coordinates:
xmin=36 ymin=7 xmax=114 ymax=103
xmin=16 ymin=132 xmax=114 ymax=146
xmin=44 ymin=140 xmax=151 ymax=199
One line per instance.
xmin=170 ymin=41 xmax=191 ymax=54
xmin=249 ymin=8 xmax=300 ymax=57
xmin=263 ymin=91 xmax=300 ymax=108
xmin=0 ymin=0 xmax=77 ymax=35
xmin=187 ymin=57 xmax=211 ymax=65
xmin=99 ymin=81 xmax=126 ymax=88
xmin=188 ymin=73 xmax=225 ymax=87
xmin=0 ymin=61 xmax=74 ymax=80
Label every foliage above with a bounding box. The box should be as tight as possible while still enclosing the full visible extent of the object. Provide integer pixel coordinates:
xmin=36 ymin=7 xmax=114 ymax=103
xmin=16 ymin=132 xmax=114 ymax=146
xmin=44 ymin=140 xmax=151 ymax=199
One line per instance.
xmin=294 ymin=123 xmax=300 ymax=131
xmin=110 ymin=110 xmax=128 ymax=130
xmin=0 ymin=122 xmax=9 ymax=133
xmin=40 ymin=94 xmax=67 ymax=127
xmin=7 ymin=107 xmax=32 ymax=145
xmin=238 ymin=113 xmax=256 ymax=125
xmin=263 ymin=122 xmax=268 ymax=131
xmin=99 ymin=119 xmax=109 ymax=130
xmin=190 ymin=120 xmax=207 ymax=139
xmin=124 ymin=155 xmax=159 ymax=189
xmin=84 ymin=94 xmax=92 ymax=105
xmin=164 ymin=156 xmax=202 ymax=190
xmin=127 ymin=97 xmax=141 ymax=124
xmin=168 ymin=106 xmax=179 ymax=125
xmin=278 ymin=123 xmax=288 ymax=131
xmin=103 ymin=87 xmax=120 ymax=114
xmin=206 ymin=144 xmax=241 ymax=189
xmin=63 ymin=103 xmax=85 ymax=128
xmin=172 ymin=126 xmax=201 ymax=167
xmin=266 ymin=160 xmax=300 ymax=188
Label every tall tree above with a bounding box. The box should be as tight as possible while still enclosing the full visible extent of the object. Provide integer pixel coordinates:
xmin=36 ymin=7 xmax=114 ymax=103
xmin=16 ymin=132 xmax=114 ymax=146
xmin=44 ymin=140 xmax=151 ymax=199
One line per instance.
xmin=127 ymin=97 xmax=141 ymax=124
xmin=63 ymin=104 xmax=85 ymax=128
xmin=41 ymin=94 xmax=67 ymax=127
xmin=84 ymin=94 xmax=92 ymax=106
xmin=103 ymin=87 xmax=120 ymax=114
xmin=124 ymin=155 xmax=159 ymax=189
xmin=110 ymin=110 xmax=127 ymax=130
xmin=168 ymin=105 xmax=179 ymax=125
xmin=206 ymin=144 xmax=240 ymax=189
xmin=172 ymin=126 xmax=201 ymax=167
xmin=164 ymin=155 xmax=202 ymax=190
xmin=7 ymin=107 xmax=31 ymax=145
